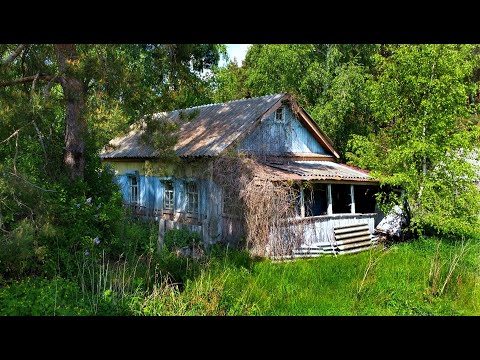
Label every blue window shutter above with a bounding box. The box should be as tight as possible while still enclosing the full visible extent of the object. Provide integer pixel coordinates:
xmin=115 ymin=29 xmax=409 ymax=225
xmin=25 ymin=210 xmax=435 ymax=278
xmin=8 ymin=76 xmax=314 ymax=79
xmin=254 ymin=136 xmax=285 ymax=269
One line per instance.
xmin=139 ymin=176 xmax=145 ymax=207
xmin=116 ymin=175 xmax=130 ymax=203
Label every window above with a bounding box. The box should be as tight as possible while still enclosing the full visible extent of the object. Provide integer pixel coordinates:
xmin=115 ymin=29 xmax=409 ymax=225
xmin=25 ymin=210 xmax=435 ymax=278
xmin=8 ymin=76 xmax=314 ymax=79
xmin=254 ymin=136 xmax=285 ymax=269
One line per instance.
xmin=274 ymin=106 xmax=284 ymax=122
xmin=332 ymin=184 xmax=351 ymax=214
xmin=186 ymin=182 xmax=198 ymax=215
xmin=354 ymin=185 xmax=378 ymax=214
xmin=129 ymin=175 xmax=139 ymax=205
xmin=163 ymin=180 xmax=174 ymax=210
xmin=304 ymin=183 xmax=328 ymax=216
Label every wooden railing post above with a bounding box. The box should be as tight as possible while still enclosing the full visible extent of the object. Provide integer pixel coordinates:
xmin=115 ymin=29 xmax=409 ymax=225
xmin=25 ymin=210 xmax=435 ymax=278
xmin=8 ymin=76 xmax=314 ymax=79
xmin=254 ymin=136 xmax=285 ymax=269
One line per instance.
xmin=350 ymin=184 xmax=355 ymax=214
xmin=327 ymin=184 xmax=333 ymax=215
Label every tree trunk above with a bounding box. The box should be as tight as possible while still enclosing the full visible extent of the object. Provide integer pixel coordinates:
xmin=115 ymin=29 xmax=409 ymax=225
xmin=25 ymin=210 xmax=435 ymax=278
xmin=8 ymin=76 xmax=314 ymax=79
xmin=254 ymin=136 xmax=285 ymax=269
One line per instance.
xmin=54 ymin=44 xmax=86 ymax=180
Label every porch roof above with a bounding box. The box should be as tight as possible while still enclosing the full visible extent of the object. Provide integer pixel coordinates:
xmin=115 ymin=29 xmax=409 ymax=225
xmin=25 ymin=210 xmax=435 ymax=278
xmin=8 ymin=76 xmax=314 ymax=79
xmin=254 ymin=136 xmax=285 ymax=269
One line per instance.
xmin=253 ymin=160 xmax=378 ymax=183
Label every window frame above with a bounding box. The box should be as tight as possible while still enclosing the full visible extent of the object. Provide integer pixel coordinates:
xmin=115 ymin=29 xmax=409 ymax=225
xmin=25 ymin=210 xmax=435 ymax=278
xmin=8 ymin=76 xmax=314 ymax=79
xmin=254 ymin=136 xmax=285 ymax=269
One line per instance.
xmin=274 ymin=106 xmax=285 ymax=122
xmin=163 ymin=180 xmax=175 ymax=211
xmin=186 ymin=181 xmax=199 ymax=216
xmin=128 ymin=174 xmax=139 ymax=205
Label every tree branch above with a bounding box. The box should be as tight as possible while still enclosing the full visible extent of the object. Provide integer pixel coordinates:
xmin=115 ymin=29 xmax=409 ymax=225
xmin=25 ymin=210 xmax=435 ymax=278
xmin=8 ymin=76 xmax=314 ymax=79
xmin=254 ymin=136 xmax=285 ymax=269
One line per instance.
xmin=0 ymin=129 xmax=20 ymax=145
xmin=8 ymin=172 xmax=56 ymax=193
xmin=13 ymin=131 xmax=19 ymax=174
xmin=1 ymin=44 xmax=29 ymax=66
xmin=0 ymin=74 xmax=59 ymax=87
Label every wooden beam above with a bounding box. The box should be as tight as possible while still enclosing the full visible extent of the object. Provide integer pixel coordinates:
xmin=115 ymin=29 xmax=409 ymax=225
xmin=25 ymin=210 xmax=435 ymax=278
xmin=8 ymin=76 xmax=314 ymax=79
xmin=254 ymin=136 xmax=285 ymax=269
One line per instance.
xmin=327 ymin=184 xmax=333 ymax=215
xmin=300 ymin=186 xmax=305 ymax=218
xmin=350 ymin=184 xmax=356 ymax=214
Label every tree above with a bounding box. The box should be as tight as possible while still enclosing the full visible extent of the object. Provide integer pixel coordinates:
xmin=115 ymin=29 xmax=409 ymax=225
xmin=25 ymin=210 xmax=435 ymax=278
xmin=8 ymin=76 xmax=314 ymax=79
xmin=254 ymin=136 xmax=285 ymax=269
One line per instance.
xmin=0 ymin=44 xmax=223 ymax=179
xmin=0 ymin=43 xmax=223 ymax=232
xmin=213 ymin=44 xmax=379 ymax=159
xmin=212 ymin=60 xmax=249 ymax=103
xmin=347 ymin=44 xmax=480 ymax=238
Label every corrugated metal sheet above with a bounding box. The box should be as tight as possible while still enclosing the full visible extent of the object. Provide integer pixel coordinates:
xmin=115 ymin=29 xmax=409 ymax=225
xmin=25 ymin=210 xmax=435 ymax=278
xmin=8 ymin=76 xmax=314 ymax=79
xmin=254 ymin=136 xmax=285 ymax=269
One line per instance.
xmin=253 ymin=161 xmax=377 ymax=183
xmin=101 ymin=93 xmax=286 ymax=159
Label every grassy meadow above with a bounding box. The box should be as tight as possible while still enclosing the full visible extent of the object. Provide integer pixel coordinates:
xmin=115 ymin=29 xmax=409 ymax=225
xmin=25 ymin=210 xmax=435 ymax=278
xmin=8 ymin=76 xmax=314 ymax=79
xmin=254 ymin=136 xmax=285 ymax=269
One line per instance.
xmin=1 ymin=235 xmax=479 ymax=316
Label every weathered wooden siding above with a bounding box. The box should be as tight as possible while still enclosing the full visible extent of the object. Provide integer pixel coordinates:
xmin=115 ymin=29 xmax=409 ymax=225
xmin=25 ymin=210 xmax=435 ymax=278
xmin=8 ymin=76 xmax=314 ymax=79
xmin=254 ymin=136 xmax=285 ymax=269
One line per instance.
xmin=280 ymin=213 xmax=376 ymax=247
xmin=237 ymin=106 xmax=329 ymax=156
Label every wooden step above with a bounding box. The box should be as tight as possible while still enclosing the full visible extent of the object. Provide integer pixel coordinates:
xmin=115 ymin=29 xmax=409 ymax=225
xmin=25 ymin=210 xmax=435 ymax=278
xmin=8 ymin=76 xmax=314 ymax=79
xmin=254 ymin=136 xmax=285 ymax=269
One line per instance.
xmin=336 ymin=245 xmax=376 ymax=255
xmin=299 ymin=244 xmax=323 ymax=249
xmin=334 ymin=225 xmax=369 ymax=234
xmin=335 ymin=235 xmax=372 ymax=245
xmin=334 ymin=223 xmax=369 ymax=230
xmin=336 ymin=240 xmax=373 ymax=251
xmin=335 ymin=230 xmax=371 ymax=240
xmin=309 ymin=242 xmax=331 ymax=248
xmin=293 ymin=250 xmax=324 ymax=255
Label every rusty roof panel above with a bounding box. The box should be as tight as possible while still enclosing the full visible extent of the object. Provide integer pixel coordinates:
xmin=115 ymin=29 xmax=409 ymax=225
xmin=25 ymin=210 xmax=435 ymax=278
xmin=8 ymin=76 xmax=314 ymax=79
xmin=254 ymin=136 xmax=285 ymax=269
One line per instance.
xmin=254 ymin=161 xmax=377 ymax=183
xmin=101 ymin=93 xmax=286 ymax=159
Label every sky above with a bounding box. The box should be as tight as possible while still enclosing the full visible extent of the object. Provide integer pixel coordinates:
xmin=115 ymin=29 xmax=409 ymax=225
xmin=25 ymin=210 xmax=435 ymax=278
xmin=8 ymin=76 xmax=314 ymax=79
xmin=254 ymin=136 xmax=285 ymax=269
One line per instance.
xmin=222 ymin=44 xmax=251 ymax=66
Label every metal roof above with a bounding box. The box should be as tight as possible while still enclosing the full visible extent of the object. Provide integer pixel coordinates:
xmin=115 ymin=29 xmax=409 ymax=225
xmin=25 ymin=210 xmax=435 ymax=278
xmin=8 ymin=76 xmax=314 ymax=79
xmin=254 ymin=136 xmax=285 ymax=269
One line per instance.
xmin=253 ymin=161 xmax=377 ymax=183
xmin=101 ymin=93 xmax=286 ymax=159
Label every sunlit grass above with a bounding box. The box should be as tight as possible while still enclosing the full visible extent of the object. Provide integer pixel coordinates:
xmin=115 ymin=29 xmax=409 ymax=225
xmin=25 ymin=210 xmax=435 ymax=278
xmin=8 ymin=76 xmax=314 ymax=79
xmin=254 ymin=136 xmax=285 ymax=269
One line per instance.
xmin=1 ymin=237 xmax=479 ymax=316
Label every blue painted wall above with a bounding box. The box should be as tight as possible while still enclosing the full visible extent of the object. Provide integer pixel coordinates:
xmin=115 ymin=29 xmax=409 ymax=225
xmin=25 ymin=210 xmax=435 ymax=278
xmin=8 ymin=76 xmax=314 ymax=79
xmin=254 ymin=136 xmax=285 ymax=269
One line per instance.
xmin=115 ymin=174 xmax=210 ymax=218
xmin=237 ymin=106 xmax=330 ymax=156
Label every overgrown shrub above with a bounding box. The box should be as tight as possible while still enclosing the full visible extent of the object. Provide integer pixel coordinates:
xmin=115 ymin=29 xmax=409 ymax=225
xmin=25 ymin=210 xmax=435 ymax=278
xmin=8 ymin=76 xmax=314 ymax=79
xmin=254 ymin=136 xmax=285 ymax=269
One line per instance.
xmin=0 ymin=277 xmax=92 ymax=315
xmin=163 ymin=228 xmax=202 ymax=251
xmin=0 ymin=219 xmax=46 ymax=278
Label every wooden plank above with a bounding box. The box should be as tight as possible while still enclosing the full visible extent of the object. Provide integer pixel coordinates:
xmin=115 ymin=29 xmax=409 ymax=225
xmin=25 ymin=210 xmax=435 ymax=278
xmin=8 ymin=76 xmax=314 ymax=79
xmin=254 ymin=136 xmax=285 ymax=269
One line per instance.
xmin=300 ymin=186 xmax=305 ymax=218
xmin=334 ymin=222 xmax=369 ymax=230
xmin=300 ymin=244 xmax=324 ymax=249
xmin=293 ymin=249 xmax=324 ymax=254
xmin=334 ymin=225 xmax=369 ymax=234
xmin=308 ymin=242 xmax=332 ymax=247
xmin=337 ymin=245 xmax=376 ymax=255
xmin=327 ymin=184 xmax=333 ymax=215
xmin=292 ymin=254 xmax=323 ymax=258
xmin=350 ymin=184 xmax=355 ymax=214
xmin=335 ymin=235 xmax=372 ymax=245
xmin=337 ymin=240 xmax=373 ymax=251
xmin=335 ymin=230 xmax=371 ymax=240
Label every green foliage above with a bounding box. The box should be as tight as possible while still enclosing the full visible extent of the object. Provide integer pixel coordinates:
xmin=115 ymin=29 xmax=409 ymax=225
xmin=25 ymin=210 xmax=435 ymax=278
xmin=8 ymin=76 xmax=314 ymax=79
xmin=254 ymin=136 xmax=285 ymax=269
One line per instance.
xmin=347 ymin=44 xmax=480 ymax=238
xmin=1 ymin=237 xmax=479 ymax=315
xmin=0 ymin=277 xmax=91 ymax=315
xmin=212 ymin=61 xmax=249 ymax=103
xmin=0 ymin=43 xmax=223 ymax=281
xmin=163 ymin=228 xmax=202 ymax=251
xmin=139 ymin=114 xmax=180 ymax=162
xmin=243 ymin=44 xmax=317 ymax=98
xmin=213 ymin=44 xmax=379 ymax=157
xmin=0 ymin=219 xmax=45 ymax=277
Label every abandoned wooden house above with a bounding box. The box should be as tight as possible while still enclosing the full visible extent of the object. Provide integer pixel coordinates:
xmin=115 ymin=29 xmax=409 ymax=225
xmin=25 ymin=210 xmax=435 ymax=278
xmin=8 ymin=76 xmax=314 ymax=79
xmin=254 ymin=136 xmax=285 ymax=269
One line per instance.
xmin=100 ymin=93 xmax=383 ymax=257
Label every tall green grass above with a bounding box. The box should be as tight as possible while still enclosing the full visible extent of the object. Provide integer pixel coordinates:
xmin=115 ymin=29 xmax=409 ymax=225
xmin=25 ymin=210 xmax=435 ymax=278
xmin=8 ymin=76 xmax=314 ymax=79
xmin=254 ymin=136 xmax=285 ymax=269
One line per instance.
xmin=1 ymin=236 xmax=479 ymax=315
xmin=220 ymin=237 xmax=480 ymax=315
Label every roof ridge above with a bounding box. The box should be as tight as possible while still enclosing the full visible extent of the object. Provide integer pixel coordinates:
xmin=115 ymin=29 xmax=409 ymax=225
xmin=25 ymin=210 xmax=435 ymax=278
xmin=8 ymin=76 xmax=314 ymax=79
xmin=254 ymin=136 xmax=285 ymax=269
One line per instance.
xmin=155 ymin=92 xmax=286 ymax=115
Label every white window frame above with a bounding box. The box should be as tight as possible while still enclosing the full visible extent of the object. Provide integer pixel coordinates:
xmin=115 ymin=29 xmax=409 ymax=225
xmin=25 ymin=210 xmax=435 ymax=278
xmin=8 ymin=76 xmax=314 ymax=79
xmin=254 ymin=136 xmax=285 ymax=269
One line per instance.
xmin=186 ymin=181 xmax=199 ymax=215
xmin=163 ymin=180 xmax=175 ymax=211
xmin=129 ymin=175 xmax=139 ymax=205
xmin=274 ymin=106 xmax=285 ymax=122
